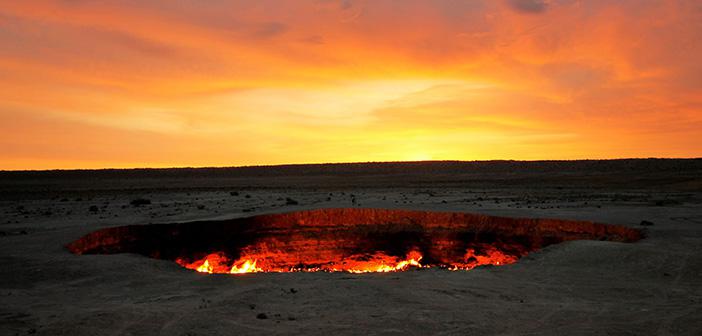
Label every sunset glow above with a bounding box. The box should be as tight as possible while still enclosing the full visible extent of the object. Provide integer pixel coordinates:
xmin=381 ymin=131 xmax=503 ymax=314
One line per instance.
xmin=1 ymin=0 xmax=700 ymax=169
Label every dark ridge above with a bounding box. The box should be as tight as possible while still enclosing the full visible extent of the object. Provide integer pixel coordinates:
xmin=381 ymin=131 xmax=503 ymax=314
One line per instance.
xmin=3 ymin=158 xmax=702 ymax=177
xmin=1 ymin=159 xmax=701 ymax=199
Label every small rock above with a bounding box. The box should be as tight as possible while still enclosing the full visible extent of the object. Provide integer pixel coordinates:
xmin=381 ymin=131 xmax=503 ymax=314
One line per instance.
xmin=256 ymin=313 xmax=268 ymax=319
xmin=130 ymin=198 xmax=151 ymax=207
xmin=285 ymin=198 xmax=299 ymax=205
xmin=290 ymin=288 xmax=297 ymax=294
xmin=89 ymin=205 xmax=99 ymax=213
xmin=640 ymin=220 xmax=654 ymax=226
xmin=230 ymin=191 xmax=240 ymax=196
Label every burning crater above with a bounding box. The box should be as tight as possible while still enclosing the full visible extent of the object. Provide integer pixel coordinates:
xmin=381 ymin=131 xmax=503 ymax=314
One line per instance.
xmin=67 ymin=208 xmax=643 ymax=274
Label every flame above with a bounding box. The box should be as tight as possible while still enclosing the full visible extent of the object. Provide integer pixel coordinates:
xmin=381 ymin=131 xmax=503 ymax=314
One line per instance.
xmin=177 ymin=253 xmax=239 ymax=274
xmin=463 ymin=246 xmax=518 ymax=267
xmin=230 ymin=259 xmax=262 ymax=274
xmin=196 ymin=259 xmax=213 ymax=273
xmin=175 ymin=247 xmax=520 ymax=274
xmin=345 ymin=251 xmax=423 ymax=273
xmin=446 ymin=246 xmax=519 ymax=271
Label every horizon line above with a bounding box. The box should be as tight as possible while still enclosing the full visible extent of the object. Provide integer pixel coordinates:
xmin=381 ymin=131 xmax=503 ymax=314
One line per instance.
xmin=2 ymin=157 xmax=701 ymax=173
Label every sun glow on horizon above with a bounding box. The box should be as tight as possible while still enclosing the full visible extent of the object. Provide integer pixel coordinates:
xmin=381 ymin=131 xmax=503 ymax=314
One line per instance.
xmin=405 ymin=153 xmax=434 ymax=162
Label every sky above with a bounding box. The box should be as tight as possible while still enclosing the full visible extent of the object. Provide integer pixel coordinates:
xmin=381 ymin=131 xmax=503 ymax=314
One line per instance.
xmin=1 ymin=0 xmax=701 ymax=170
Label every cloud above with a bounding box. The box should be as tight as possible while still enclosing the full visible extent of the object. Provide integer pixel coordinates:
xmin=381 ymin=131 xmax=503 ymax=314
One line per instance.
xmin=506 ymin=0 xmax=549 ymax=14
xmin=300 ymin=35 xmax=325 ymax=44
xmin=87 ymin=27 xmax=175 ymax=56
xmin=252 ymin=22 xmax=288 ymax=39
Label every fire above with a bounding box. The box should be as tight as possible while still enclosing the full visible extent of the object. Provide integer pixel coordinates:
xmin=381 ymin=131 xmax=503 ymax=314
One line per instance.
xmin=177 ymin=250 xmax=428 ymax=274
xmin=344 ymin=250 xmax=423 ymax=273
xmin=447 ymin=245 xmax=519 ymax=271
xmin=196 ymin=259 xmax=213 ymax=273
xmin=176 ymin=253 xmax=251 ymax=274
xmin=463 ymin=246 xmax=518 ymax=267
xmin=230 ymin=259 xmax=262 ymax=274
xmin=175 ymin=247 xmax=520 ymax=274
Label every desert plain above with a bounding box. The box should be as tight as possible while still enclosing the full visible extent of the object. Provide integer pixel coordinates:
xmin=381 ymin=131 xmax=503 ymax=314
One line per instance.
xmin=1 ymin=159 xmax=701 ymax=335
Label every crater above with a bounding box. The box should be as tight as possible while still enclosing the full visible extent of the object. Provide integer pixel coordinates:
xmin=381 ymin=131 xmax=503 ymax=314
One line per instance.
xmin=67 ymin=208 xmax=643 ymax=274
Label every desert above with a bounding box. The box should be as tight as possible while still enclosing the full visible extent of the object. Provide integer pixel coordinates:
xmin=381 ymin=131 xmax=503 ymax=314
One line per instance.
xmin=1 ymin=160 xmax=701 ymax=335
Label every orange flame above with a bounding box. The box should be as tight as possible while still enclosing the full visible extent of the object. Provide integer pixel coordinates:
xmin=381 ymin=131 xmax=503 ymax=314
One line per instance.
xmin=176 ymin=247 xmax=519 ymax=274
xmin=230 ymin=259 xmax=262 ymax=274
xmin=177 ymin=253 xmax=237 ymax=274
xmin=446 ymin=246 xmax=519 ymax=271
xmin=177 ymin=250 xmax=427 ymax=274
xmin=196 ymin=259 xmax=213 ymax=273
xmin=345 ymin=250 xmax=423 ymax=273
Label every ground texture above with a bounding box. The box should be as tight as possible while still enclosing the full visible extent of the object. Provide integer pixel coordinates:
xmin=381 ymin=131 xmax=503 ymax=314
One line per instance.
xmin=1 ymin=160 xmax=701 ymax=335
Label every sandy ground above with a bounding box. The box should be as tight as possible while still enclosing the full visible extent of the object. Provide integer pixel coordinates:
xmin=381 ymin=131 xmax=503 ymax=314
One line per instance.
xmin=1 ymin=161 xmax=701 ymax=335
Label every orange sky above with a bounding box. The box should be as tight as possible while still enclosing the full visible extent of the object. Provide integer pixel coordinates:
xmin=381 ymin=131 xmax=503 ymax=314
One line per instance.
xmin=1 ymin=0 xmax=701 ymax=170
